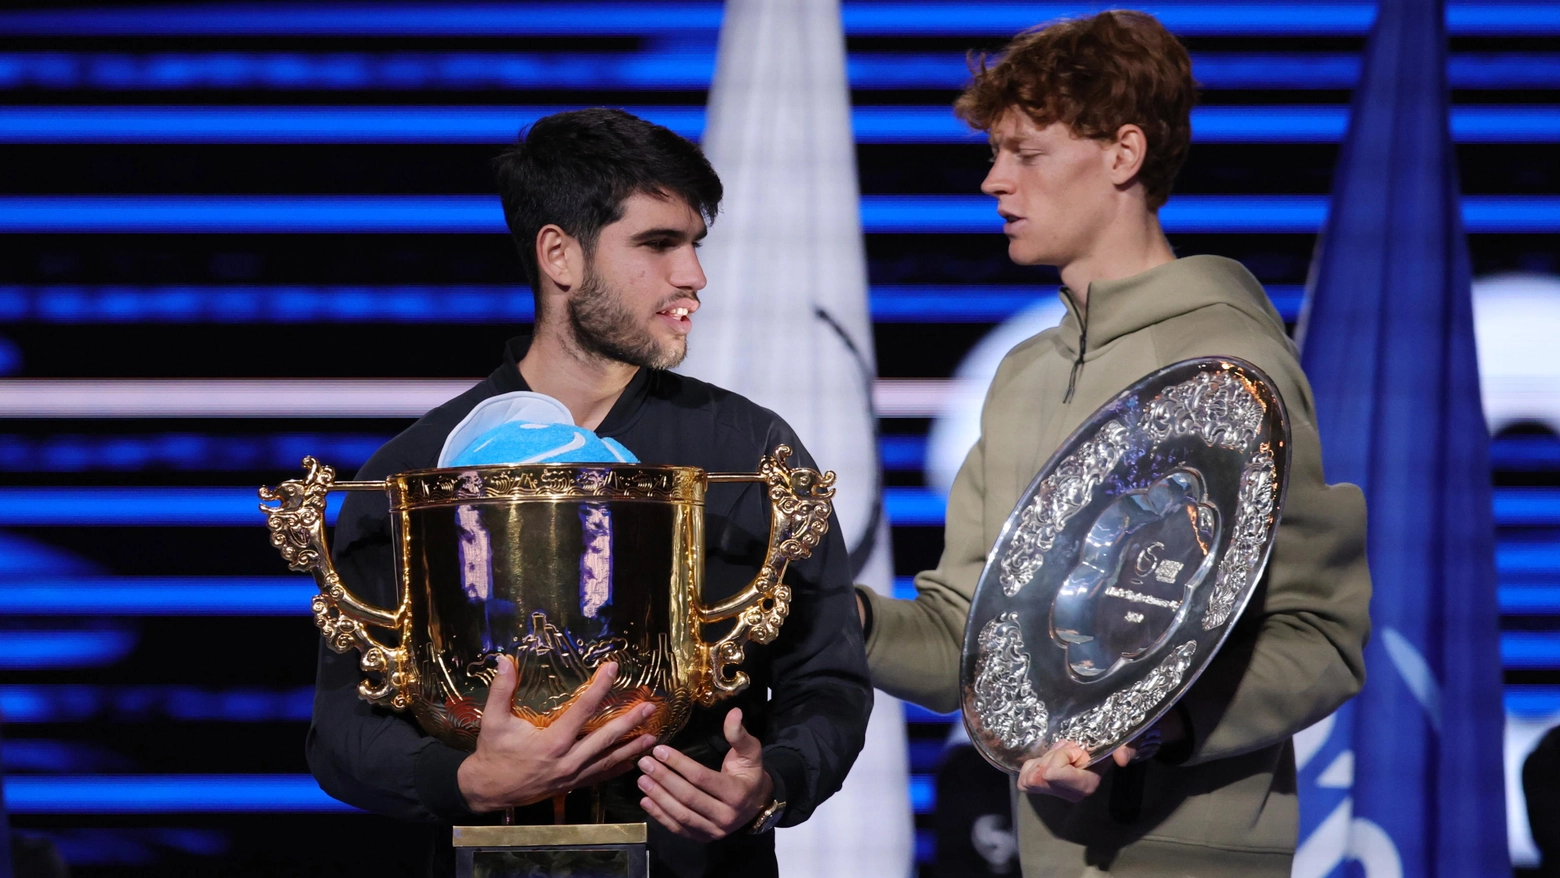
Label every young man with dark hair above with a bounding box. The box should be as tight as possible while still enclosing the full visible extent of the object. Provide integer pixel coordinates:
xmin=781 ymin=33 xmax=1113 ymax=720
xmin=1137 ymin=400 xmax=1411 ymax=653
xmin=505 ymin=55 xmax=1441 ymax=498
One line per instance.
xmin=858 ymin=12 xmax=1371 ymax=875
xmin=310 ymin=108 xmax=872 ymax=877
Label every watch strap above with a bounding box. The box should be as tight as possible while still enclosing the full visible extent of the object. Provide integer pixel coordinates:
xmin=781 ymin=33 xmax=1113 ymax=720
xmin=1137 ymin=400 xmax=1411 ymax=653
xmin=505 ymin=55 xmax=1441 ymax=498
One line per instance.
xmin=747 ymin=797 xmax=787 ymax=834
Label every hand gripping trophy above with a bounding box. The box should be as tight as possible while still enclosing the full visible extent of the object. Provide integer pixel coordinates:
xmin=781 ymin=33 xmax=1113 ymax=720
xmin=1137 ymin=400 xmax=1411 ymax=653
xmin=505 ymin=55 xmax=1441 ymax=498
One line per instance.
xmin=260 ymin=446 xmax=835 ymax=875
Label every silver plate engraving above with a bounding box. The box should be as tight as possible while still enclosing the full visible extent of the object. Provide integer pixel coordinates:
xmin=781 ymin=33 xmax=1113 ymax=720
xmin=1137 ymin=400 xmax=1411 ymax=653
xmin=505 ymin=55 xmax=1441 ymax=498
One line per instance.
xmin=971 ymin=613 xmax=1049 ymax=752
xmin=1204 ymin=449 xmax=1278 ymax=629
xmin=1054 ymin=641 xmax=1198 ymax=751
xmin=998 ymin=419 xmax=1134 ymax=597
xmin=960 ymin=358 xmax=1291 ymax=772
xmin=1143 ymin=370 xmax=1265 ymax=451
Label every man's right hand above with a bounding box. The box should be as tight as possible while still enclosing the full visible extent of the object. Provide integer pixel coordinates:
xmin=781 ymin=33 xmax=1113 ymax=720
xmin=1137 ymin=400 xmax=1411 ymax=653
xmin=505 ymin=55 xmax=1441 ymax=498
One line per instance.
xmin=457 ymin=657 xmax=658 ymax=813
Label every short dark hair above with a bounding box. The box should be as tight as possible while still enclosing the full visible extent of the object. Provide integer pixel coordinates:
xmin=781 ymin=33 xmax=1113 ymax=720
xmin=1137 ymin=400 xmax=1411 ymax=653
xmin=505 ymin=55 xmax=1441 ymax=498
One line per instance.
xmin=493 ymin=108 xmax=723 ymax=299
xmin=955 ymin=10 xmax=1196 ymax=210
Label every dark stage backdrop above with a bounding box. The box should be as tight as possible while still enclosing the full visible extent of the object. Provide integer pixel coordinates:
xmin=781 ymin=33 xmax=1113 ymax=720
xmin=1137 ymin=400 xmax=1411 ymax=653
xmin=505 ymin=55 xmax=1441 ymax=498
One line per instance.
xmin=0 ymin=1 xmax=1557 ymax=875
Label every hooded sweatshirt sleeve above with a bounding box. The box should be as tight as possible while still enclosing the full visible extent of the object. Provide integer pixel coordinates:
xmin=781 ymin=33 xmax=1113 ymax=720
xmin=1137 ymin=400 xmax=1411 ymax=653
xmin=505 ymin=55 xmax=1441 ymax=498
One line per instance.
xmin=1153 ymin=305 xmax=1372 ymax=765
xmin=859 ymin=352 xmax=1033 ymax=714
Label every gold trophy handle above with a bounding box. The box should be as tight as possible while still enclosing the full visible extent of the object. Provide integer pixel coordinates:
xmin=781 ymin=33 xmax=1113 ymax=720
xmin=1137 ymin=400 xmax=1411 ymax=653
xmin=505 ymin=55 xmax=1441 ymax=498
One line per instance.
xmin=697 ymin=445 xmax=836 ymax=705
xmin=259 ymin=456 xmax=415 ymax=710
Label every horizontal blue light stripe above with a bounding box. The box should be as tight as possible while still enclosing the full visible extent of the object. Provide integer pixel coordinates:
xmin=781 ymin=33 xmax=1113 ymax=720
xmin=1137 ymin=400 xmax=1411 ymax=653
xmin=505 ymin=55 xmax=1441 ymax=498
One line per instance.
xmin=898 ymin=575 xmax=1560 ymax=610
xmin=3 ymin=105 xmax=1557 ymax=145
xmin=0 ymin=487 xmax=344 ymax=526
xmin=0 ymin=578 xmax=315 ymax=615
xmin=37 ymin=828 xmax=230 ymax=867
xmin=0 ymin=432 xmax=390 ymax=472
xmin=3 ymin=194 xmax=1557 ymax=235
xmin=2 ymin=3 xmax=1557 ymax=37
xmin=0 ymin=105 xmax=706 ymax=144
xmin=879 ymin=435 xmax=929 ymax=473
xmin=0 ymin=629 xmax=138 ymax=669
xmin=4 ymin=486 xmax=1552 ymax=528
xmin=1 ymin=740 xmax=131 ymax=773
xmin=1502 ymin=632 xmax=1560 ymax=669
xmin=0 ymin=4 xmax=724 ymax=36
xmin=910 ymin=774 xmax=935 ymax=813
xmin=1507 ymin=686 xmax=1560 ymax=718
xmin=3 ymin=52 xmax=1558 ymax=92
xmin=0 ymin=684 xmax=314 ymax=723
xmin=884 ymin=487 xmax=947 ymax=526
xmin=877 ymin=195 xmax=1560 ymax=234
xmin=0 ymin=194 xmax=506 ymax=233
xmin=1196 ymin=53 xmax=1560 ymax=90
xmin=850 ymin=4 xmax=1560 ymax=36
xmin=3 ymin=775 xmax=355 ymax=814
xmin=1035 ymin=196 xmax=1324 ymax=234
xmin=6 ymin=569 xmax=1556 ymax=617
xmin=1499 ymin=584 xmax=1560 ymax=615
xmin=0 ymin=51 xmax=719 ymax=92
xmin=1500 ymin=545 xmax=1560 ymax=577
xmin=0 ymin=284 xmax=1304 ymax=325
xmin=0 ymin=285 xmax=536 ymax=324
xmin=1493 ymin=436 xmax=1560 ymax=470
xmin=875 ymin=390 xmax=1536 ymax=476
xmin=866 ymin=285 xmax=1305 ymax=322
xmin=1494 ymin=490 xmax=1560 ymax=526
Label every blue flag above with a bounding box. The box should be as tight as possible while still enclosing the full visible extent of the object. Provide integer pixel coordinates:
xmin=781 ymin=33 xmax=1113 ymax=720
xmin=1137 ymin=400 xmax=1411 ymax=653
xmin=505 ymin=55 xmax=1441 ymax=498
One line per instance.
xmin=1293 ymin=0 xmax=1508 ymax=874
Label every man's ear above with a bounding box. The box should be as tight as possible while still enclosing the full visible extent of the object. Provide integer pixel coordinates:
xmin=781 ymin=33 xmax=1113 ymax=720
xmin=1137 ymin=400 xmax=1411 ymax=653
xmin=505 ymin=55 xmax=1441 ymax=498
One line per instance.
xmin=535 ymin=224 xmax=583 ymax=291
xmin=1107 ymin=124 xmax=1149 ymax=188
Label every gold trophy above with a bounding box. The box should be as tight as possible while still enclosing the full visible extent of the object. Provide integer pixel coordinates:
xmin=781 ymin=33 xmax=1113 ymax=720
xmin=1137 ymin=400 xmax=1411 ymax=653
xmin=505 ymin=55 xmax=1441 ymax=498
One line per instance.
xmin=259 ymin=447 xmax=834 ymax=877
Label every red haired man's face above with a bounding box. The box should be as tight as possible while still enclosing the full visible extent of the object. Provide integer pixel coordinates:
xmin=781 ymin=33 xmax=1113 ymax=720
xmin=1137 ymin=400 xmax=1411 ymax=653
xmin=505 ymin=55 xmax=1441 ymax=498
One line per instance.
xmin=981 ymin=110 xmax=1120 ymax=271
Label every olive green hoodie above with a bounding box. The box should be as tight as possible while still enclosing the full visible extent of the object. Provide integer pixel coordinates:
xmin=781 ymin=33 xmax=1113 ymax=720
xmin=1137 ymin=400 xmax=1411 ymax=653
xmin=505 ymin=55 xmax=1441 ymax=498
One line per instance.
xmin=862 ymin=255 xmax=1371 ymax=875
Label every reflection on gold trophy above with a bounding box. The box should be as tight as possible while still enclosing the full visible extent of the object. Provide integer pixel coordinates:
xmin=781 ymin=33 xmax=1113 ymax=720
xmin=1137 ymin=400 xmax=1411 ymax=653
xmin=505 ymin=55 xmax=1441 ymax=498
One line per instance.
xmin=259 ymin=446 xmax=835 ymax=876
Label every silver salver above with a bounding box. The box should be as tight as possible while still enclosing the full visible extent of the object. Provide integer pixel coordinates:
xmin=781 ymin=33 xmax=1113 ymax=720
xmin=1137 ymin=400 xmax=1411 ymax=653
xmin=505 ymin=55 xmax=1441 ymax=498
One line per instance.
xmin=959 ymin=357 xmax=1292 ymax=772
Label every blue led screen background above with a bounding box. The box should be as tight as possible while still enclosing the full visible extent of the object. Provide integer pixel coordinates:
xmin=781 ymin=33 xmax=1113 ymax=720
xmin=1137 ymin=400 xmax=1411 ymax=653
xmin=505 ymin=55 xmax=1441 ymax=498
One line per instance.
xmin=1 ymin=2 xmax=1558 ymax=875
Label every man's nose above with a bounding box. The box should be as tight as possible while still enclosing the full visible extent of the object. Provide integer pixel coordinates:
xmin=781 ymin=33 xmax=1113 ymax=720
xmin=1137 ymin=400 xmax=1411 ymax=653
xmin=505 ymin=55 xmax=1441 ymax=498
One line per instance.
xmin=981 ymin=156 xmax=1013 ymax=197
xmin=673 ymin=246 xmax=708 ymax=292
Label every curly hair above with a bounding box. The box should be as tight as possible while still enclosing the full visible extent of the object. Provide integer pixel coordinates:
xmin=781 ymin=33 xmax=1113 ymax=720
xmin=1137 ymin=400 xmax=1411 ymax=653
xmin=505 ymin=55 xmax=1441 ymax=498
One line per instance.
xmin=954 ymin=10 xmax=1196 ymax=210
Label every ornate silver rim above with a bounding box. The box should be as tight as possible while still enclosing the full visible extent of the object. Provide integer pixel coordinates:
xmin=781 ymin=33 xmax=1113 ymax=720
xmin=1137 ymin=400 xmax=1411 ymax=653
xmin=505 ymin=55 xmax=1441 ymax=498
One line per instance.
xmin=960 ymin=358 xmax=1291 ymax=772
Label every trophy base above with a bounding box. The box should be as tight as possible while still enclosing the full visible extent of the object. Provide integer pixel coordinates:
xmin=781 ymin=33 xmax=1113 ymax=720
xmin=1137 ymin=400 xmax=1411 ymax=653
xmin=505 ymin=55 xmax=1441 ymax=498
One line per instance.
xmin=452 ymin=823 xmax=649 ymax=878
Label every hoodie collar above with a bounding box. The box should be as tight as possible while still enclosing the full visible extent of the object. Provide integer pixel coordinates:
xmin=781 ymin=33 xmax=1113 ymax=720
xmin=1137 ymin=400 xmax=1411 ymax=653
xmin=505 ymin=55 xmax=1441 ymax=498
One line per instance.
xmin=1055 ymin=255 xmax=1286 ymax=357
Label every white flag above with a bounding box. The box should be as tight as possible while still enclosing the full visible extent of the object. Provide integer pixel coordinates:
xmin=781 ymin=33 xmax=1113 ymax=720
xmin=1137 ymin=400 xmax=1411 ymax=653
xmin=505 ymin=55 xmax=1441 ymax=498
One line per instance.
xmin=680 ymin=0 xmax=915 ymax=874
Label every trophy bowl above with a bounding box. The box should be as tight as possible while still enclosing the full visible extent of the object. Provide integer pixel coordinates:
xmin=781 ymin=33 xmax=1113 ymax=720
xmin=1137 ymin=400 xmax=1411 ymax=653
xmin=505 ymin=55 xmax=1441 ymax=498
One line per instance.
xmin=260 ymin=446 xmax=834 ymax=751
xmin=960 ymin=358 xmax=1291 ymax=771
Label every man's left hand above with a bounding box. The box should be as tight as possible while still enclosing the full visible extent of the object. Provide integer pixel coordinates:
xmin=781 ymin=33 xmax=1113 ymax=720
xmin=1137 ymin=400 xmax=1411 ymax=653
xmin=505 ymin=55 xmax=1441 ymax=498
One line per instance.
xmin=638 ymin=708 xmax=773 ymax=841
xmin=1017 ymin=707 xmax=1186 ymax=801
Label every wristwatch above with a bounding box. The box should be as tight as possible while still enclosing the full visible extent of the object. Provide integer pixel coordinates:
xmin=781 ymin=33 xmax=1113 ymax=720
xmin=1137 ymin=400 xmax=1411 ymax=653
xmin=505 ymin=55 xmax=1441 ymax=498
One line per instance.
xmin=747 ymin=797 xmax=787 ymax=834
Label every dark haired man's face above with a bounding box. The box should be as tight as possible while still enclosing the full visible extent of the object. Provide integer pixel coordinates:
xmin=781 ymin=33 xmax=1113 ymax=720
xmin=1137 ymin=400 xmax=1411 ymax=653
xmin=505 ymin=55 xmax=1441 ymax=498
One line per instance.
xmin=567 ymin=192 xmax=707 ymax=370
xmin=982 ymin=111 xmax=1120 ymax=269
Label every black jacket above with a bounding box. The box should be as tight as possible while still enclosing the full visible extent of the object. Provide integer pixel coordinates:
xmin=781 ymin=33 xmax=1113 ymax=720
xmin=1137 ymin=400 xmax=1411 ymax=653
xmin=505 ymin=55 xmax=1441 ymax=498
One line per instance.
xmin=306 ymin=336 xmax=873 ymax=877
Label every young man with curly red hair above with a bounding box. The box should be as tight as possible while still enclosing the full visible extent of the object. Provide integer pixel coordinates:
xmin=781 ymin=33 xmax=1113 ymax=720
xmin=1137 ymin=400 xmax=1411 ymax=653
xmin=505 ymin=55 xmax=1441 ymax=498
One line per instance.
xmin=858 ymin=11 xmax=1371 ymax=875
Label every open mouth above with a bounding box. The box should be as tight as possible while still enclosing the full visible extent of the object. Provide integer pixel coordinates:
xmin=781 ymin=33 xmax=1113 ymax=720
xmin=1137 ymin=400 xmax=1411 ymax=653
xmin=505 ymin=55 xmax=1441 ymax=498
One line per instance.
xmin=656 ymin=305 xmax=694 ymax=332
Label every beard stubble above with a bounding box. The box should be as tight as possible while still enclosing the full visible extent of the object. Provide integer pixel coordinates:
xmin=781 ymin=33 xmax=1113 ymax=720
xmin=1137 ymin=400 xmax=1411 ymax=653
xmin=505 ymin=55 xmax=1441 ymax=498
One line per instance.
xmin=566 ymin=269 xmax=689 ymax=371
